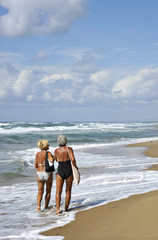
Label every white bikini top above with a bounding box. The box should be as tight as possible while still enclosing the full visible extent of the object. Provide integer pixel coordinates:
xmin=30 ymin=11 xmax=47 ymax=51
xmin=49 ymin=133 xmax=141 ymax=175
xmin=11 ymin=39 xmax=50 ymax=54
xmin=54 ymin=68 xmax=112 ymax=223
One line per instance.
xmin=38 ymin=163 xmax=45 ymax=166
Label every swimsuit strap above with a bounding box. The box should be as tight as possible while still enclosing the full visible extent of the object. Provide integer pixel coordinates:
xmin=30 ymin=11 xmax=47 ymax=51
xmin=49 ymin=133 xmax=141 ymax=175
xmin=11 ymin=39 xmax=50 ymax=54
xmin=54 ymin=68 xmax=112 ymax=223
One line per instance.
xmin=38 ymin=150 xmax=47 ymax=166
xmin=57 ymin=149 xmax=70 ymax=162
xmin=67 ymin=147 xmax=71 ymax=161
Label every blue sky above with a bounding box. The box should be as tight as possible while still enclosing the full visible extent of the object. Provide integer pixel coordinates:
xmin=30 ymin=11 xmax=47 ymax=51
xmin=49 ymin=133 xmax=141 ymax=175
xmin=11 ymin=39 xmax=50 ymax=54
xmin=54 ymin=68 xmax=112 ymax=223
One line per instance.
xmin=0 ymin=0 xmax=158 ymax=122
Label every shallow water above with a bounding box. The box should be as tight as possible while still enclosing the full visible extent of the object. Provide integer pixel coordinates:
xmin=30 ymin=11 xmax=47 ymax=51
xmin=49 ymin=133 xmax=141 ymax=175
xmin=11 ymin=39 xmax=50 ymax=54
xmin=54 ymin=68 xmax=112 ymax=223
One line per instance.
xmin=0 ymin=122 xmax=158 ymax=239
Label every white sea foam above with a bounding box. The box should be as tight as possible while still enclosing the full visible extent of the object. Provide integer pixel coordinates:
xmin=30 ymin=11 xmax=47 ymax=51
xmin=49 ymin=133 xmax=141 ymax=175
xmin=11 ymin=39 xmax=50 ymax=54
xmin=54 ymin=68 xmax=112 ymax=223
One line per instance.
xmin=6 ymin=136 xmax=158 ymax=171
xmin=0 ymin=121 xmax=156 ymax=134
xmin=1 ymin=121 xmax=158 ymax=239
xmin=1 ymin=152 xmax=158 ymax=239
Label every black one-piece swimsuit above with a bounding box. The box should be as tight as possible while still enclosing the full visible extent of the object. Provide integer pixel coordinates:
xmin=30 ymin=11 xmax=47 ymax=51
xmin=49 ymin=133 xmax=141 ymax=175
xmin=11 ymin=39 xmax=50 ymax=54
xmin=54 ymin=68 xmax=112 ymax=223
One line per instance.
xmin=57 ymin=160 xmax=72 ymax=180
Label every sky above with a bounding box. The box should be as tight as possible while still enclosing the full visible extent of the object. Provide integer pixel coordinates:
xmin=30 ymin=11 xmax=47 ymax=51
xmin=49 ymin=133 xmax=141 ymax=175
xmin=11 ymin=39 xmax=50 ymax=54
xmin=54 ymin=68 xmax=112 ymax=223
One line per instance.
xmin=0 ymin=0 xmax=158 ymax=122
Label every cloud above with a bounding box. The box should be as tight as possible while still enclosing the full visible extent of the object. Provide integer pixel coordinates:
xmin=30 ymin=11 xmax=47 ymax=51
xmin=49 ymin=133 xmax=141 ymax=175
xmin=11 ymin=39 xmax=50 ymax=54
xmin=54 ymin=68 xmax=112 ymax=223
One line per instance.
xmin=112 ymin=67 xmax=158 ymax=99
xmin=79 ymin=70 xmax=113 ymax=102
xmin=72 ymin=54 xmax=96 ymax=73
xmin=1 ymin=59 xmax=158 ymax=107
xmin=33 ymin=50 xmax=47 ymax=61
xmin=90 ymin=70 xmax=110 ymax=86
xmin=53 ymin=89 xmax=75 ymax=102
xmin=43 ymin=91 xmax=52 ymax=101
xmin=40 ymin=73 xmax=74 ymax=83
xmin=0 ymin=64 xmax=17 ymax=99
xmin=0 ymin=0 xmax=85 ymax=37
xmin=40 ymin=73 xmax=77 ymax=103
xmin=13 ymin=70 xmax=33 ymax=95
xmin=26 ymin=94 xmax=36 ymax=102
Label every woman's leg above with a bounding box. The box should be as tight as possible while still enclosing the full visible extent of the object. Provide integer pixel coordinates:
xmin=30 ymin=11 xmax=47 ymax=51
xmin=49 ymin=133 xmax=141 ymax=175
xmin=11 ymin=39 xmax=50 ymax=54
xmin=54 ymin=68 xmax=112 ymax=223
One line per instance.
xmin=37 ymin=175 xmax=44 ymax=211
xmin=56 ymin=174 xmax=64 ymax=214
xmin=65 ymin=174 xmax=73 ymax=212
xmin=45 ymin=173 xmax=53 ymax=209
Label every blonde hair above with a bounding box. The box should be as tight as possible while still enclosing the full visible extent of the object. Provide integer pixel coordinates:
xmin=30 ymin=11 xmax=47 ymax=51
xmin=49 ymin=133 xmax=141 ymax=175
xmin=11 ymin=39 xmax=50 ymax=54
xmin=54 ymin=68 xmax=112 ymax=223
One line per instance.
xmin=38 ymin=139 xmax=49 ymax=150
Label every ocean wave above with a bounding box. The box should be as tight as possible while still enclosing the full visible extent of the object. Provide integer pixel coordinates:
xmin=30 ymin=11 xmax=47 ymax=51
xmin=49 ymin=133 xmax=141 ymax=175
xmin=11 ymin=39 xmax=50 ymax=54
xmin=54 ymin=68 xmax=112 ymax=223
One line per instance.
xmin=3 ymin=136 xmax=156 ymax=175
xmin=0 ymin=121 xmax=156 ymax=135
xmin=1 ymin=121 xmax=158 ymax=239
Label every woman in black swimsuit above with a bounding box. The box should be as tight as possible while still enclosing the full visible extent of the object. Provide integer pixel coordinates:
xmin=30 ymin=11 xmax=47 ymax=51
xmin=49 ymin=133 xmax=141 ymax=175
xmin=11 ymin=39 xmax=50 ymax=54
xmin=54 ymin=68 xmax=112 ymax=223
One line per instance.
xmin=54 ymin=135 xmax=78 ymax=214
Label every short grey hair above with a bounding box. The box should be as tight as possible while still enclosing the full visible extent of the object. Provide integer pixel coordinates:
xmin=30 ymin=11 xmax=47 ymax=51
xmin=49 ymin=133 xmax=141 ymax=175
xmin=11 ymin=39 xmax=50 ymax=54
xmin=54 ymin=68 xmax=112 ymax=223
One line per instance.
xmin=57 ymin=135 xmax=67 ymax=146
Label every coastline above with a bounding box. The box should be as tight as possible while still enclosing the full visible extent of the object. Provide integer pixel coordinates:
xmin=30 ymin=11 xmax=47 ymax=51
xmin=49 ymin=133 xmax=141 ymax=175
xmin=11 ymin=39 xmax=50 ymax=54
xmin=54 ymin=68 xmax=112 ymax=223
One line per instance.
xmin=127 ymin=140 xmax=158 ymax=170
xmin=41 ymin=140 xmax=158 ymax=240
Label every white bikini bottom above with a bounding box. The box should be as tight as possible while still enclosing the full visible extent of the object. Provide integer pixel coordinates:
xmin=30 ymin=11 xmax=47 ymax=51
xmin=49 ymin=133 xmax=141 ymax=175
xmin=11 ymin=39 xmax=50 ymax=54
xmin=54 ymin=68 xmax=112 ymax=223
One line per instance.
xmin=37 ymin=171 xmax=51 ymax=181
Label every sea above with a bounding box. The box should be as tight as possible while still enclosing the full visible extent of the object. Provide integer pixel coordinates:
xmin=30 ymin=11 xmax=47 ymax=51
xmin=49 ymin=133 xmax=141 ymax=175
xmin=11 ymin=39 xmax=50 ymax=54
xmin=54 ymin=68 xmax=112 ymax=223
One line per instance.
xmin=1 ymin=121 xmax=158 ymax=240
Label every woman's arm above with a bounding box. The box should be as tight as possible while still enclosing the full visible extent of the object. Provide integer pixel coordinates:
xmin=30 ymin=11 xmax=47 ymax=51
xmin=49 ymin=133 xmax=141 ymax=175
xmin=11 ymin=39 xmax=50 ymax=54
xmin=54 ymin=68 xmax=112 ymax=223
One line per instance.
xmin=48 ymin=152 xmax=55 ymax=163
xmin=54 ymin=149 xmax=58 ymax=161
xmin=69 ymin=147 xmax=78 ymax=169
xmin=35 ymin=153 xmax=38 ymax=168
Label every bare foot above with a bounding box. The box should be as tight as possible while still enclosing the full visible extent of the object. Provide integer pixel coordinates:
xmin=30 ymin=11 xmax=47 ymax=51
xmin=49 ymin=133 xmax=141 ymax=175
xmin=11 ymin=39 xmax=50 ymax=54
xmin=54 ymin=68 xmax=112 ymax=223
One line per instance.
xmin=44 ymin=206 xmax=52 ymax=212
xmin=36 ymin=206 xmax=41 ymax=212
xmin=44 ymin=206 xmax=50 ymax=209
xmin=56 ymin=210 xmax=62 ymax=215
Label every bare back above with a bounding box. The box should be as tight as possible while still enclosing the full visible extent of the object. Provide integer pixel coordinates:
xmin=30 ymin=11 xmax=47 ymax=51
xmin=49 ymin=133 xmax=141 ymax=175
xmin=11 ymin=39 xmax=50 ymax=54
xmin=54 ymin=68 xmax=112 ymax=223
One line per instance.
xmin=54 ymin=146 xmax=70 ymax=162
xmin=54 ymin=146 xmax=77 ymax=168
xmin=35 ymin=151 xmax=54 ymax=172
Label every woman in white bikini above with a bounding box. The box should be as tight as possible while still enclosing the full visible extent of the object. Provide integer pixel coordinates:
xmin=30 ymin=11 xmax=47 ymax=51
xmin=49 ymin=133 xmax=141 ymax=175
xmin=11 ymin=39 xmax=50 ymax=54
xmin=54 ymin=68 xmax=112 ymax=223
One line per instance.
xmin=35 ymin=139 xmax=54 ymax=211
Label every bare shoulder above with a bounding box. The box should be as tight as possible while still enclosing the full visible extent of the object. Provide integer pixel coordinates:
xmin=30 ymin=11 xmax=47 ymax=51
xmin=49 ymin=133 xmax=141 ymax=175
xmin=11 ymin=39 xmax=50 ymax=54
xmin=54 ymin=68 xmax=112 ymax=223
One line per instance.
xmin=68 ymin=146 xmax=74 ymax=153
xmin=35 ymin=152 xmax=40 ymax=162
xmin=68 ymin=146 xmax=72 ymax=149
xmin=54 ymin=148 xmax=59 ymax=154
xmin=36 ymin=151 xmax=40 ymax=157
xmin=47 ymin=151 xmax=52 ymax=156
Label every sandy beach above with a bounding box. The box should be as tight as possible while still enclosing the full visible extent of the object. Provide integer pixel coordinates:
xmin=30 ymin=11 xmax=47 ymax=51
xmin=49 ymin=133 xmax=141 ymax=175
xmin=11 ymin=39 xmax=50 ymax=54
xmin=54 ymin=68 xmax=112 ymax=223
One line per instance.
xmin=127 ymin=140 xmax=158 ymax=171
xmin=41 ymin=140 xmax=158 ymax=240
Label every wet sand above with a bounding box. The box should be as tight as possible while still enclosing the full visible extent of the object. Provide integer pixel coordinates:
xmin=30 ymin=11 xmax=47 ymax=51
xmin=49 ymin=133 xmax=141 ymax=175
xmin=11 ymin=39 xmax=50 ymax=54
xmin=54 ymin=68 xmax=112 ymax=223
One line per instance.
xmin=41 ymin=140 xmax=158 ymax=240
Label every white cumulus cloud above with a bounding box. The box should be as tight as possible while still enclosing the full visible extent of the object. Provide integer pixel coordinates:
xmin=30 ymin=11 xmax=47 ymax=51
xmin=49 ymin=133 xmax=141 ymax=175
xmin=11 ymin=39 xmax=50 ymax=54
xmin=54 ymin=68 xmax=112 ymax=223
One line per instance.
xmin=0 ymin=66 xmax=16 ymax=99
xmin=0 ymin=0 xmax=85 ymax=37
xmin=40 ymin=73 xmax=74 ymax=83
xmin=90 ymin=70 xmax=110 ymax=86
xmin=112 ymin=67 xmax=158 ymax=99
xmin=13 ymin=70 xmax=33 ymax=95
xmin=79 ymin=70 xmax=112 ymax=102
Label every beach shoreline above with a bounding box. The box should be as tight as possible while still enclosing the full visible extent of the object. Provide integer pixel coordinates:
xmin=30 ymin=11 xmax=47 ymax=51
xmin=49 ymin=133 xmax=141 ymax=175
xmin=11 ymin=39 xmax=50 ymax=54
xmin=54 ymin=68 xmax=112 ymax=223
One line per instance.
xmin=40 ymin=140 xmax=158 ymax=240
xmin=127 ymin=140 xmax=158 ymax=171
